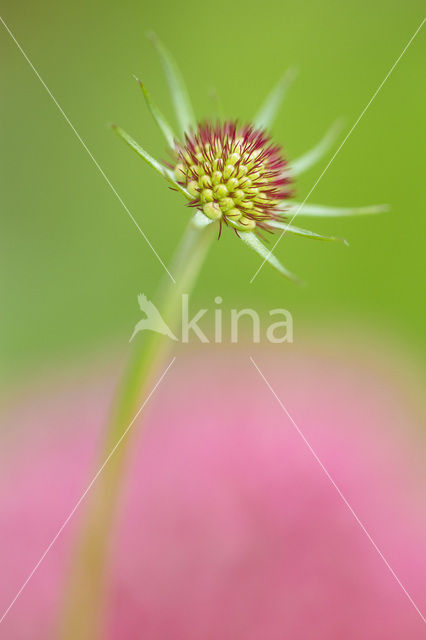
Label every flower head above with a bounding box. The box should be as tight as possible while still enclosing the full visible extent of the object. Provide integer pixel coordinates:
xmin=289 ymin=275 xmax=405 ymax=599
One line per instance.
xmin=173 ymin=122 xmax=292 ymax=233
xmin=112 ymin=34 xmax=388 ymax=281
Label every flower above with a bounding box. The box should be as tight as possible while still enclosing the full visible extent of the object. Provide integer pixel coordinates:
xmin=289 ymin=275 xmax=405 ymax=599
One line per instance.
xmin=172 ymin=121 xmax=292 ymax=233
xmin=112 ymin=34 xmax=388 ymax=281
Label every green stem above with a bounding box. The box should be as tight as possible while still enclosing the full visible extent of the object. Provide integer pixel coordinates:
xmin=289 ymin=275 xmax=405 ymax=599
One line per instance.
xmin=58 ymin=216 xmax=216 ymax=639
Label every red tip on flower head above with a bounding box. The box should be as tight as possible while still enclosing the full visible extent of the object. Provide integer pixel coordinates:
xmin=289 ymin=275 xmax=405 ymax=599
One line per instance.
xmin=173 ymin=121 xmax=293 ymax=234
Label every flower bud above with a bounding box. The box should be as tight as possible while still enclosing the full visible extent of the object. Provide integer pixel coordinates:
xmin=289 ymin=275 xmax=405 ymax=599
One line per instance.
xmin=174 ymin=163 xmax=186 ymax=182
xmin=226 ymin=177 xmax=239 ymax=191
xmin=236 ymin=216 xmax=256 ymax=230
xmin=174 ymin=121 xmax=291 ymax=234
xmin=201 ymin=189 xmax=214 ymax=203
xmin=219 ymin=197 xmax=234 ymax=212
xmin=213 ymin=184 xmax=228 ymax=199
xmin=226 ymin=208 xmax=242 ymax=221
xmin=212 ymin=171 xmax=222 ymax=185
xmin=199 ymin=174 xmax=212 ymax=189
xmin=187 ymin=181 xmax=199 ymax=197
xmin=223 ymin=164 xmax=235 ymax=180
xmin=228 ymin=152 xmax=240 ymax=165
xmin=233 ymin=190 xmax=245 ymax=203
xmin=203 ymin=202 xmax=222 ymax=220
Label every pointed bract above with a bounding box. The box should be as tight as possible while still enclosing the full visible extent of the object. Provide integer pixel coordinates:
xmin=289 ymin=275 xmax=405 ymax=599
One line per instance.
xmin=238 ymin=231 xmax=301 ymax=283
xmin=135 ymin=77 xmax=176 ymax=149
xmin=149 ymin=32 xmax=196 ymax=137
xmin=269 ymin=220 xmax=348 ymax=244
xmin=290 ymin=119 xmax=344 ymax=176
xmin=253 ymin=67 xmax=298 ymax=131
xmin=111 ymin=124 xmax=169 ymax=177
xmin=285 ymin=203 xmax=390 ymax=217
xmin=112 ymin=123 xmax=191 ymax=199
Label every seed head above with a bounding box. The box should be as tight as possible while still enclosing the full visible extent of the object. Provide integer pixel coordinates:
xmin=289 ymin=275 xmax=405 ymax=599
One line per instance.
xmin=173 ymin=122 xmax=292 ymax=233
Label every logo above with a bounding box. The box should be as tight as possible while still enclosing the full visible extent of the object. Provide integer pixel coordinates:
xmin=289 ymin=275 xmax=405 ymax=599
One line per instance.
xmin=130 ymin=294 xmax=178 ymax=342
xmin=130 ymin=294 xmax=293 ymax=344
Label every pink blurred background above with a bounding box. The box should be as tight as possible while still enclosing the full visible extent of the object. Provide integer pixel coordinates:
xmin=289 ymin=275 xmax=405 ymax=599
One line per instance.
xmin=1 ymin=341 xmax=425 ymax=638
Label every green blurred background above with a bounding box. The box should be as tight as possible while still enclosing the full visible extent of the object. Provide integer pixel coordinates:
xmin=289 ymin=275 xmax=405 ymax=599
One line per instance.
xmin=1 ymin=0 xmax=425 ymax=384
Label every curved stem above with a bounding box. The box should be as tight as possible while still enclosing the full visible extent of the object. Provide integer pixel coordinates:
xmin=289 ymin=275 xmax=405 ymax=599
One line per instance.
xmin=58 ymin=216 xmax=216 ymax=639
